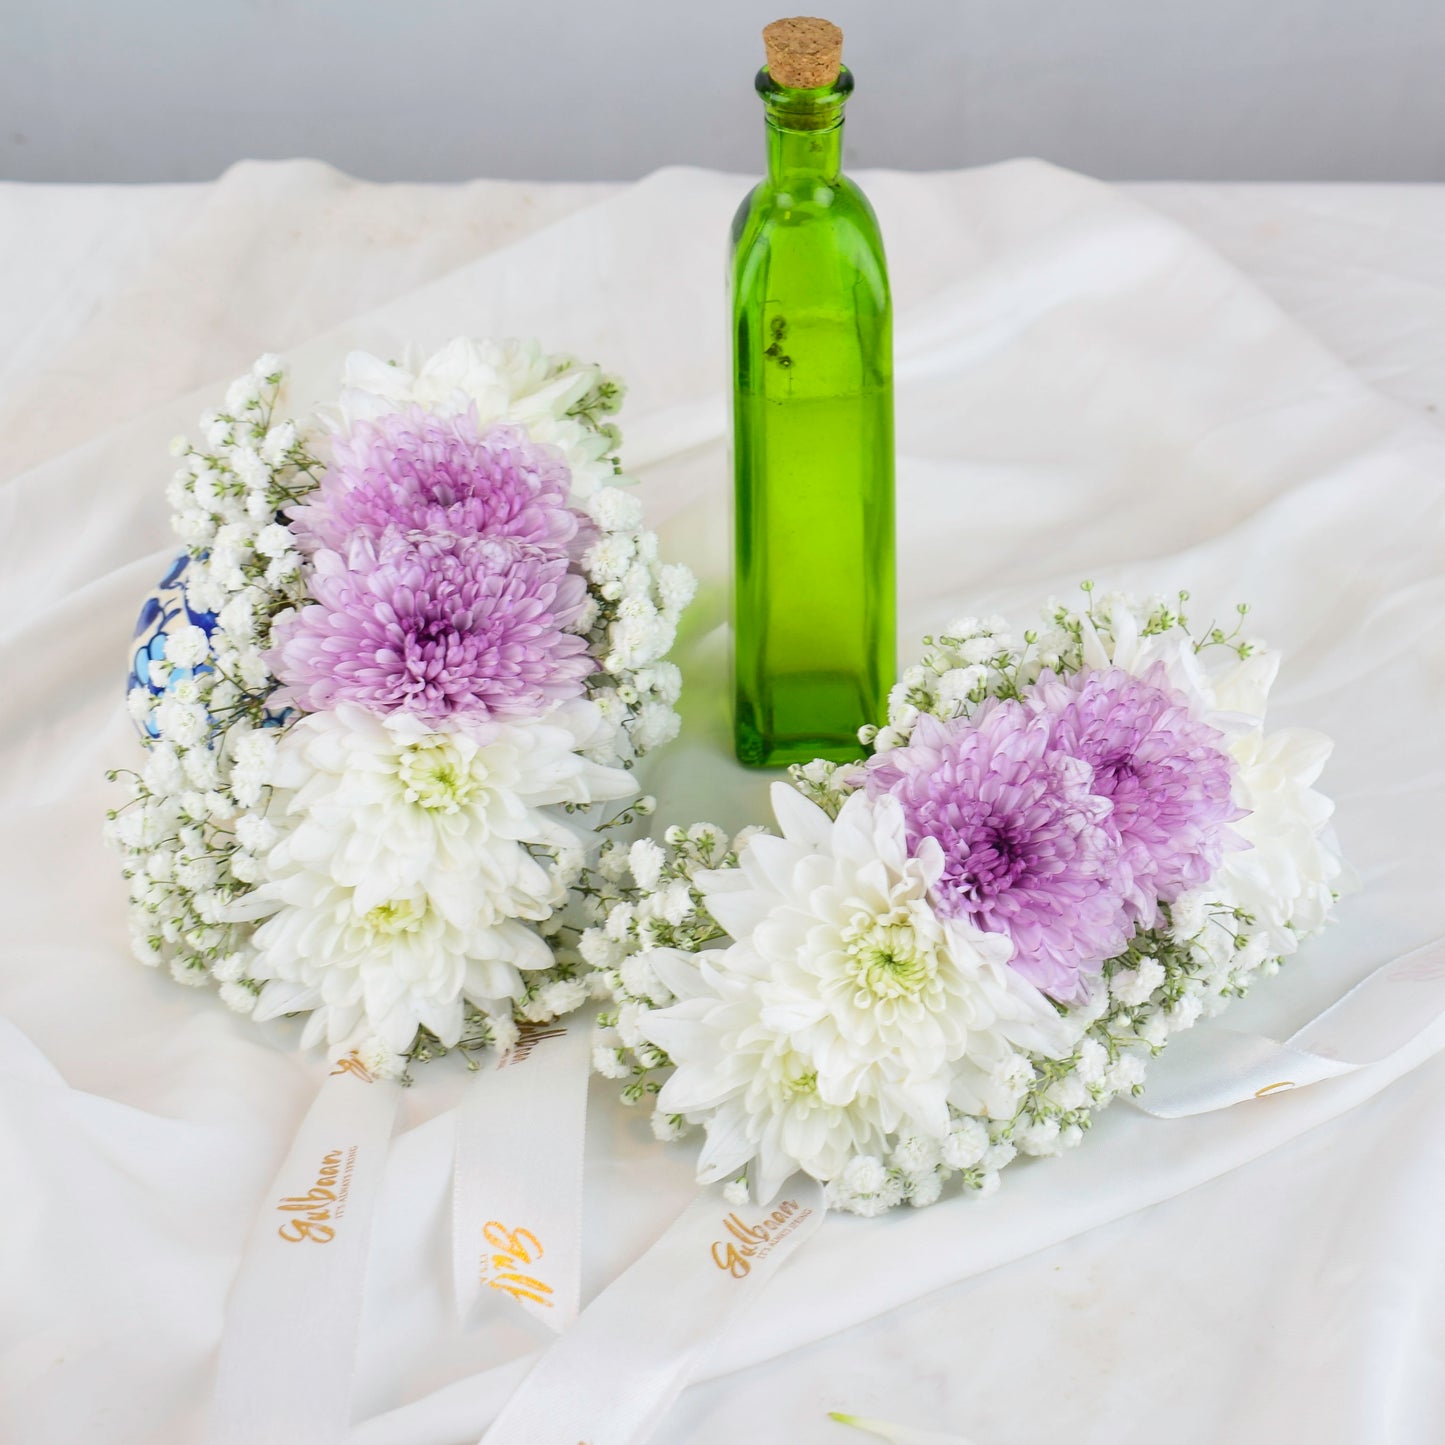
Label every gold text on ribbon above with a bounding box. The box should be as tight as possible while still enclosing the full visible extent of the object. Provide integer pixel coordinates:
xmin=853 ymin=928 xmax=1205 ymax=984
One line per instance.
xmin=329 ymin=1051 xmax=376 ymax=1082
xmin=480 ymin=1220 xmax=554 ymax=1307
xmin=710 ymin=1200 xmax=810 ymax=1279
xmin=275 ymin=1145 xmax=358 ymax=1243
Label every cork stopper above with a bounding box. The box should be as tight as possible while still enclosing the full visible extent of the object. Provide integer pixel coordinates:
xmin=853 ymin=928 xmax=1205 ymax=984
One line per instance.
xmin=762 ymin=16 xmax=843 ymax=90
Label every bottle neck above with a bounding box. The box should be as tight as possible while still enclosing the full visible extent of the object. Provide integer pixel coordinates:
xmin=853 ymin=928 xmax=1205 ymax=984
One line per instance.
xmin=758 ymin=66 xmax=852 ymax=186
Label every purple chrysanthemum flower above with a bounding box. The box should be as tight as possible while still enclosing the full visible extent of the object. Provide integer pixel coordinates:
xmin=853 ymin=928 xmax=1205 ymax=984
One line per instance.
xmin=268 ymin=535 xmax=593 ymax=725
xmin=1035 ymin=666 xmax=1244 ymax=922
xmin=865 ymin=706 xmax=1130 ymax=1002
xmin=289 ymin=407 xmax=583 ymax=556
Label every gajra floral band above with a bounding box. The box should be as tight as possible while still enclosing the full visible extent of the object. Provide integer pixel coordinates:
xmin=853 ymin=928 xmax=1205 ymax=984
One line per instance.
xmin=113 ymin=340 xmax=693 ymax=1069
xmin=593 ymin=591 xmax=1344 ymax=1215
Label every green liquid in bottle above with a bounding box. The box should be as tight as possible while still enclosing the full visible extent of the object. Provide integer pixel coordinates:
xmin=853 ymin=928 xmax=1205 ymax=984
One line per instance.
xmin=731 ymin=63 xmax=895 ymax=769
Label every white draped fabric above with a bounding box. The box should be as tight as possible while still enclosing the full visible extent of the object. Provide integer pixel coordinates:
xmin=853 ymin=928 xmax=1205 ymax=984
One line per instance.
xmin=2 ymin=159 xmax=1443 ymax=1445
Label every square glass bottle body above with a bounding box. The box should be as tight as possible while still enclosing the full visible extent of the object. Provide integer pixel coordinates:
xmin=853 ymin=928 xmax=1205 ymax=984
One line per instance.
xmin=730 ymin=67 xmax=896 ymax=768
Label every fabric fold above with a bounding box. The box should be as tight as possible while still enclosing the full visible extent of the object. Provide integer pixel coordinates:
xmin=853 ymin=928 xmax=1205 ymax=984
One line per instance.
xmin=2 ymin=159 xmax=1444 ymax=1445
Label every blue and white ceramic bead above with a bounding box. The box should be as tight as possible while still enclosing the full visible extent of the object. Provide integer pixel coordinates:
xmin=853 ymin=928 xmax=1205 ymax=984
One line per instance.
xmin=128 ymin=552 xmax=290 ymax=739
xmin=129 ymin=554 xmax=217 ymax=739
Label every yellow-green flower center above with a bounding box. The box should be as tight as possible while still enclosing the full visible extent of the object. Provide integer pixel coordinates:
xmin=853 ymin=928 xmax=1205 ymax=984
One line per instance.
xmin=398 ymin=738 xmax=481 ymax=813
xmin=840 ymin=910 xmax=937 ymax=1003
xmin=363 ymin=895 xmax=426 ymax=937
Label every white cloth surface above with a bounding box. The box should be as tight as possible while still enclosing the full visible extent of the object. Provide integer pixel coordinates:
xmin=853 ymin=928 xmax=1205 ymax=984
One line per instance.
xmin=1 ymin=160 xmax=1443 ymax=1445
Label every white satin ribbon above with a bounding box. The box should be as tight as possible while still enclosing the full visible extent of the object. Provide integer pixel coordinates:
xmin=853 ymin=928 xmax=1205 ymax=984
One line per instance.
xmin=1137 ymin=934 xmax=1445 ymax=1116
xmin=479 ymin=1176 xmax=828 ymax=1445
xmin=204 ymin=1052 xmax=402 ymax=1445
xmin=452 ymin=1019 xmax=593 ymax=1330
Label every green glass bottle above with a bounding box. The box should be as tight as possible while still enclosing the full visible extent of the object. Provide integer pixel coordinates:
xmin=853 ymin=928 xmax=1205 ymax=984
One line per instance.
xmin=731 ymin=18 xmax=895 ymax=769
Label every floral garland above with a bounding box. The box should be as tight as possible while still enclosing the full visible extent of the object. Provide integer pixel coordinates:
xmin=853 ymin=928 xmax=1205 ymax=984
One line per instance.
xmin=108 ymin=339 xmax=695 ymax=1078
xmin=589 ymin=587 xmax=1343 ymax=1213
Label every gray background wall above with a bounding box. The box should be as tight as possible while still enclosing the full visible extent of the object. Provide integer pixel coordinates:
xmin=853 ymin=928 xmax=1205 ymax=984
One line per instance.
xmin=5 ymin=0 xmax=1445 ymax=184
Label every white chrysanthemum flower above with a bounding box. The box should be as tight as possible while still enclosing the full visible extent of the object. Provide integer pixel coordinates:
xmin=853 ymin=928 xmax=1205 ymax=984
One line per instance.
xmin=1211 ymin=725 xmax=1342 ymax=951
xmin=1078 ymin=600 xmax=1280 ymax=736
xmin=642 ymin=785 xmax=1069 ymax=1200
xmin=232 ymin=701 xmax=634 ymax=1053
xmin=272 ymin=701 xmax=630 ymax=904
xmin=244 ymin=871 xmax=539 ymax=1052
xmin=337 ymin=338 xmax=618 ymax=498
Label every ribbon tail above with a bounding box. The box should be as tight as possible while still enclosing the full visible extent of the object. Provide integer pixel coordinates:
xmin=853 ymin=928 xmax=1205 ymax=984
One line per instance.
xmin=1133 ymin=1028 xmax=1356 ymax=1117
xmin=453 ymin=1018 xmax=592 ymax=1331
xmin=1136 ymin=933 xmax=1445 ymax=1117
xmin=204 ymin=1055 xmax=402 ymax=1445
xmin=478 ymin=1175 xmax=827 ymax=1445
